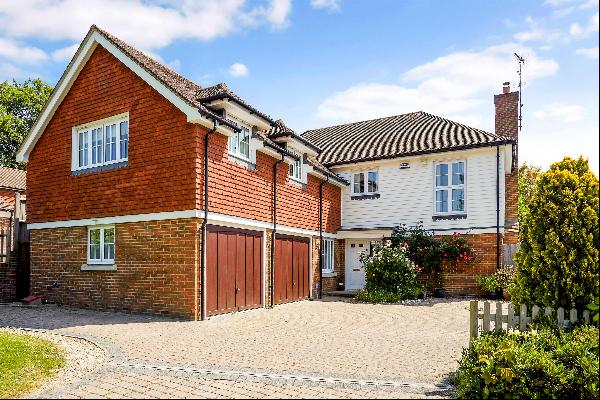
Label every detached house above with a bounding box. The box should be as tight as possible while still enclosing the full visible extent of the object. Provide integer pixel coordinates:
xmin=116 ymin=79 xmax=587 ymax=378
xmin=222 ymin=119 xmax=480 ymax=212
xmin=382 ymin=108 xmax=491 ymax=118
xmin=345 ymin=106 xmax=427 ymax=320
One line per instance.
xmin=17 ymin=26 xmax=518 ymax=319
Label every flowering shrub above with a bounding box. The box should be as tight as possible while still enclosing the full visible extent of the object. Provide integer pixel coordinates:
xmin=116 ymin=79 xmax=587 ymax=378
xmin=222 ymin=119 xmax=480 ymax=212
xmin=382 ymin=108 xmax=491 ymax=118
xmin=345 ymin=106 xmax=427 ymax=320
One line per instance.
xmin=391 ymin=223 xmax=474 ymax=288
xmin=355 ymin=245 xmax=423 ymax=303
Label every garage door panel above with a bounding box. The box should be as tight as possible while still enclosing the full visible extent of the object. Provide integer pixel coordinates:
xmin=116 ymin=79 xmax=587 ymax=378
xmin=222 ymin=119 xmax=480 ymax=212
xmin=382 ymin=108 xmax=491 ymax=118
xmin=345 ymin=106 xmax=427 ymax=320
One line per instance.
xmin=253 ymin=236 xmax=262 ymax=306
xmin=207 ymin=226 xmax=263 ymax=316
xmin=274 ymin=235 xmax=310 ymax=305
xmin=206 ymin=231 xmax=218 ymax=314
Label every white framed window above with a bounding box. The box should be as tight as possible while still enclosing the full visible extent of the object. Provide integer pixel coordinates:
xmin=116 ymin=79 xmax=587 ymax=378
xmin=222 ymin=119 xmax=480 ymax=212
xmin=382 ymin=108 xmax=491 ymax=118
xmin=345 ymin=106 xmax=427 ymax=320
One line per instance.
xmin=289 ymin=157 xmax=303 ymax=182
xmin=322 ymin=239 xmax=334 ymax=273
xmin=228 ymin=123 xmax=251 ymax=160
xmin=73 ymin=113 xmax=129 ymax=171
xmin=352 ymin=171 xmax=378 ymax=195
xmin=435 ymin=161 xmax=466 ymax=214
xmin=88 ymin=226 xmax=115 ymax=264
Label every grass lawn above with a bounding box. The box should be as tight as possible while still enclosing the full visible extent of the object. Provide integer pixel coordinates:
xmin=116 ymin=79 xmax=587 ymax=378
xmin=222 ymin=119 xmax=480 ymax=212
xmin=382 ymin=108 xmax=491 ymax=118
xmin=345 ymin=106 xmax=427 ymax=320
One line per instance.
xmin=0 ymin=330 xmax=65 ymax=398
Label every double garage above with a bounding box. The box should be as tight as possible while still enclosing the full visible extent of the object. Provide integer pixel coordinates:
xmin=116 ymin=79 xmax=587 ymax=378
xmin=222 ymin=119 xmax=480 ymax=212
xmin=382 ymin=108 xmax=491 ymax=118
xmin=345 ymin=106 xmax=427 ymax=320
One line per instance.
xmin=205 ymin=225 xmax=311 ymax=316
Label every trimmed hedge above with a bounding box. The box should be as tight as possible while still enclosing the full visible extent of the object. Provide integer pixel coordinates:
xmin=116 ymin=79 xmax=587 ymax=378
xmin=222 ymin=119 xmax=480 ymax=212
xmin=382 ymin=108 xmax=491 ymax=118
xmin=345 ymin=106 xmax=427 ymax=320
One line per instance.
xmin=453 ymin=324 xmax=599 ymax=399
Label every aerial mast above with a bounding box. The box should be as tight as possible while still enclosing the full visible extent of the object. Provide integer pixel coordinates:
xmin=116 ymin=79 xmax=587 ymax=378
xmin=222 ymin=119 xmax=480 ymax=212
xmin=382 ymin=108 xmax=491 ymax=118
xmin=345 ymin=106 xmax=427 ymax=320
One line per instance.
xmin=514 ymin=53 xmax=525 ymax=131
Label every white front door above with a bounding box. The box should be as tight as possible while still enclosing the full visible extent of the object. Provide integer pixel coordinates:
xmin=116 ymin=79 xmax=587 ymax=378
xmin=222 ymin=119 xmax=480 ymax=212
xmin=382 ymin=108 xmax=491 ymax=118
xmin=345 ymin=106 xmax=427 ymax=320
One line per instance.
xmin=346 ymin=240 xmax=370 ymax=290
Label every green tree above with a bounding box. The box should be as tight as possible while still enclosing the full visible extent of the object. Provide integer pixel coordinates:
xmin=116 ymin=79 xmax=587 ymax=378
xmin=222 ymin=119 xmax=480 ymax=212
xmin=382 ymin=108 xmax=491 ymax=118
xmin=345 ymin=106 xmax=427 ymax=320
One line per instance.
xmin=0 ymin=79 xmax=53 ymax=169
xmin=518 ymin=163 xmax=542 ymax=226
xmin=512 ymin=156 xmax=599 ymax=309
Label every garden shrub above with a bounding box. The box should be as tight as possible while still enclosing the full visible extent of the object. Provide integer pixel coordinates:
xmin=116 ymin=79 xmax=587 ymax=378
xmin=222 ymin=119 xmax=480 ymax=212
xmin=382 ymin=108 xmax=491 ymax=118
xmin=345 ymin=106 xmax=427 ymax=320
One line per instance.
xmin=512 ymin=156 xmax=599 ymax=310
xmin=355 ymin=245 xmax=422 ymax=303
xmin=453 ymin=324 xmax=599 ymax=399
xmin=391 ymin=223 xmax=474 ymax=289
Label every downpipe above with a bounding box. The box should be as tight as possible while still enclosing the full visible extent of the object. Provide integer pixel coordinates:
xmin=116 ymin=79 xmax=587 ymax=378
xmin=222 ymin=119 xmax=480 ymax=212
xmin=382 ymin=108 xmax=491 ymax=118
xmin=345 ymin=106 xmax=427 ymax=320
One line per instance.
xmin=318 ymin=175 xmax=329 ymax=300
xmin=270 ymin=154 xmax=285 ymax=307
xmin=496 ymin=145 xmax=501 ymax=271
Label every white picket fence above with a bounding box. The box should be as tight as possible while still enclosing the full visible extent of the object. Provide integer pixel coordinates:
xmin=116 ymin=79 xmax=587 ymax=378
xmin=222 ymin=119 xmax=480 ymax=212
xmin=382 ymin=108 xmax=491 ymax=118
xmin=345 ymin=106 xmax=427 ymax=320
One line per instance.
xmin=469 ymin=300 xmax=593 ymax=339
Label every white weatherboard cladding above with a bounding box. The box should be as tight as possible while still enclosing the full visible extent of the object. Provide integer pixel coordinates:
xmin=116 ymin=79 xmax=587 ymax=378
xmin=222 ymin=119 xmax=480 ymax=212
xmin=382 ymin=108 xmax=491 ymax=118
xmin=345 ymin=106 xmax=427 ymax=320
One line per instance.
xmin=335 ymin=147 xmax=507 ymax=234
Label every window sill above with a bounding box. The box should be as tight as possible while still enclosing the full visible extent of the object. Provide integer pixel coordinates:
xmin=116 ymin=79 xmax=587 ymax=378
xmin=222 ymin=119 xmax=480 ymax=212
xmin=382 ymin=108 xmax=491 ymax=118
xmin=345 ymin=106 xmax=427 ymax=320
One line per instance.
xmin=432 ymin=214 xmax=467 ymax=221
xmin=81 ymin=264 xmax=116 ymax=271
xmin=72 ymin=161 xmax=128 ymax=176
xmin=289 ymin=178 xmax=307 ymax=189
xmin=351 ymin=193 xmax=380 ymax=200
xmin=322 ymin=271 xmax=337 ymax=278
xmin=228 ymin=153 xmax=256 ymax=170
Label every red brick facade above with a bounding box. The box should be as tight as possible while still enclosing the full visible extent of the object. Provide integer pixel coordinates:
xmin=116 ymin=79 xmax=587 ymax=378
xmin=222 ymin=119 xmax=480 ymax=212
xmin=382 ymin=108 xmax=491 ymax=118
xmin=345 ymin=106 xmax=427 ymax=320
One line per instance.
xmin=30 ymin=218 xmax=199 ymax=318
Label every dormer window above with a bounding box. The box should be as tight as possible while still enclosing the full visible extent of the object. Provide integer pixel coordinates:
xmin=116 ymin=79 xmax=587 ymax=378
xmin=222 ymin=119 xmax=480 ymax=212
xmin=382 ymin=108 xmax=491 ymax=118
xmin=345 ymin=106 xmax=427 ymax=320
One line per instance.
xmin=289 ymin=157 xmax=302 ymax=182
xmin=228 ymin=123 xmax=251 ymax=160
xmin=73 ymin=113 xmax=129 ymax=172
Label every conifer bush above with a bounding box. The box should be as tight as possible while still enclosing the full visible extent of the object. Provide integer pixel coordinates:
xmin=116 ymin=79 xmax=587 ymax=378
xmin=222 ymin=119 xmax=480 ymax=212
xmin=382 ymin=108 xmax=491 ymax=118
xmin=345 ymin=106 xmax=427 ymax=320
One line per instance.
xmin=512 ymin=157 xmax=599 ymax=309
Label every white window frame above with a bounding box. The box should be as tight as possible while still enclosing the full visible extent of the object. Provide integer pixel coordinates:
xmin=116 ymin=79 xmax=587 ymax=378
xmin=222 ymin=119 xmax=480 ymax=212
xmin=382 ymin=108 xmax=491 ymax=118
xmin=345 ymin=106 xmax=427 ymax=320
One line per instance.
xmin=87 ymin=225 xmax=115 ymax=265
xmin=434 ymin=160 xmax=466 ymax=215
xmin=322 ymin=239 xmax=334 ymax=273
xmin=72 ymin=113 xmax=129 ymax=171
xmin=352 ymin=171 xmax=379 ymax=195
xmin=289 ymin=157 xmax=303 ymax=183
xmin=228 ymin=121 xmax=252 ymax=161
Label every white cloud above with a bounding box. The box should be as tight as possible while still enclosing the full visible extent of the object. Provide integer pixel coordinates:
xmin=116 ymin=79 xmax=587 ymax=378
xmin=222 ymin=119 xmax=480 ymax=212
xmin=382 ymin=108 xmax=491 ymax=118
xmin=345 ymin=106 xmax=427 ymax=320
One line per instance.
xmin=575 ymin=46 xmax=600 ymax=58
xmin=228 ymin=63 xmax=249 ymax=77
xmin=569 ymin=11 xmax=599 ymax=37
xmin=317 ymin=44 xmax=557 ymax=124
xmin=544 ymin=0 xmax=577 ymax=6
xmin=51 ymin=43 xmax=79 ymax=62
xmin=533 ymin=102 xmax=585 ymax=122
xmin=311 ymin=0 xmax=341 ymax=12
xmin=0 ymin=0 xmax=292 ymax=51
xmin=0 ymin=37 xmax=48 ymax=64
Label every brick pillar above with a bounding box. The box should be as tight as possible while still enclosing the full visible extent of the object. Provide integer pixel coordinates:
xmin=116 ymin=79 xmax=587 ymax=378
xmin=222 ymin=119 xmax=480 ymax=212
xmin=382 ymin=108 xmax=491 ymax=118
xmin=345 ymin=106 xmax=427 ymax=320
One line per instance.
xmin=494 ymin=82 xmax=519 ymax=243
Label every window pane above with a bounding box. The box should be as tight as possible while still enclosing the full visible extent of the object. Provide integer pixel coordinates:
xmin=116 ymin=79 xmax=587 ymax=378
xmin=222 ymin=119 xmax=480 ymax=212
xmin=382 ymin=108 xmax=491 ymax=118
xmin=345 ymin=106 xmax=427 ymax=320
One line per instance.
xmin=92 ymin=127 xmax=103 ymax=164
xmin=103 ymin=228 xmax=115 ymax=261
xmin=436 ymin=164 xmax=448 ymax=186
xmin=367 ymin=171 xmax=378 ymax=193
xmin=322 ymin=239 xmax=334 ymax=272
xmin=436 ymin=190 xmax=448 ymax=212
xmin=119 ymin=120 xmax=129 ymax=159
xmin=89 ymin=229 xmax=101 ymax=260
xmin=105 ymin=124 xmax=117 ymax=162
xmin=228 ymin=133 xmax=237 ymax=154
xmin=239 ymin=127 xmax=250 ymax=158
xmin=353 ymin=173 xmax=364 ymax=194
xmin=452 ymin=162 xmax=465 ymax=185
xmin=452 ymin=189 xmax=465 ymax=212
xmin=78 ymin=131 xmax=89 ymax=167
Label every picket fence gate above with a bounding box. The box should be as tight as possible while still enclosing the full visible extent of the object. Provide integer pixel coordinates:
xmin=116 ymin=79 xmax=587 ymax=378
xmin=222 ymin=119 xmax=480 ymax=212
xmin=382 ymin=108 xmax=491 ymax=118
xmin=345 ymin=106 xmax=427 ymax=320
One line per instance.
xmin=469 ymin=300 xmax=592 ymax=339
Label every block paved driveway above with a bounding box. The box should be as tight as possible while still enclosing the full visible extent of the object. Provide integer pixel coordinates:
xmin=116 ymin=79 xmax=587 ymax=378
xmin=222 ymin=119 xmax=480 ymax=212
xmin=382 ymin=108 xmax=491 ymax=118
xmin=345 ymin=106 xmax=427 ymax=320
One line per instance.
xmin=0 ymin=298 xmax=471 ymax=398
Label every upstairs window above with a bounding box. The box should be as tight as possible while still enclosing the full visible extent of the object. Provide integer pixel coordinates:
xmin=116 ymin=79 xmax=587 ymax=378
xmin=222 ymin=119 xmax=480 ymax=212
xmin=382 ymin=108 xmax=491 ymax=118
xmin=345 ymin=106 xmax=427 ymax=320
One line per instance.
xmin=88 ymin=226 xmax=115 ymax=264
xmin=435 ymin=161 xmax=465 ymax=214
xmin=289 ymin=158 xmax=302 ymax=182
xmin=228 ymin=124 xmax=251 ymax=160
xmin=352 ymin=171 xmax=378 ymax=195
xmin=74 ymin=114 xmax=129 ymax=171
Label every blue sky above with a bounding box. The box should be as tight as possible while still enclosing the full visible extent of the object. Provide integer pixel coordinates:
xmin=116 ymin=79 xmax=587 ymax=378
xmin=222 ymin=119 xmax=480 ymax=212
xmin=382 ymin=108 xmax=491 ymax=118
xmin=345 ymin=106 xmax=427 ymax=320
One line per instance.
xmin=1 ymin=0 xmax=598 ymax=173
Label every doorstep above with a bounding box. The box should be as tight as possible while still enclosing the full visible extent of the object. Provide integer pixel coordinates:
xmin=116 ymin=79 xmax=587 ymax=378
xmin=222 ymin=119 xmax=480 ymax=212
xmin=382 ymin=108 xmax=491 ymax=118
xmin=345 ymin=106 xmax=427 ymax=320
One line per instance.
xmin=326 ymin=290 xmax=359 ymax=298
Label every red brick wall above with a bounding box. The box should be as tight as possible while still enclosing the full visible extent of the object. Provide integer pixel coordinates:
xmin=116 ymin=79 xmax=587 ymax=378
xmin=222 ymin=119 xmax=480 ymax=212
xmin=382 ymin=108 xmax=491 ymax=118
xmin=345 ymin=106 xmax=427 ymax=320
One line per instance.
xmin=0 ymin=189 xmax=16 ymax=210
xmin=200 ymin=133 xmax=342 ymax=233
xmin=0 ymin=262 xmax=16 ymax=303
xmin=27 ymin=45 xmax=199 ymax=223
xmin=29 ymin=218 xmax=199 ymax=318
xmin=494 ymin=88 xmax=519 ymax=237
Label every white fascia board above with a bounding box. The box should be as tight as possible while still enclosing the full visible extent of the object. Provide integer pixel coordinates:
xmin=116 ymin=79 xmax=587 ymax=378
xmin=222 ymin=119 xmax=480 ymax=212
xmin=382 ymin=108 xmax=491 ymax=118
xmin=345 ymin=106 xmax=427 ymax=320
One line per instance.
xmin=16 ymin=30 xmax=213 ymax=162
xmin=28 ymin=208 xmax=338 ymax=238
xmin=273 ymin=137 xmax=318 ymax=158
xmin=206 ymin=99 xmax=271 ymax=130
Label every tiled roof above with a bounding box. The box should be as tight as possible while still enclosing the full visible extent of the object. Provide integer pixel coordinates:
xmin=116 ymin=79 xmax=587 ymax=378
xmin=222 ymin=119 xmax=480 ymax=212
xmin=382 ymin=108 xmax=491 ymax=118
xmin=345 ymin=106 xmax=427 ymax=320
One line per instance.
xmin=0 ymin=167 xmax=26 ymax=190
xmin=302 ymin=112 xmax=514 ymax=166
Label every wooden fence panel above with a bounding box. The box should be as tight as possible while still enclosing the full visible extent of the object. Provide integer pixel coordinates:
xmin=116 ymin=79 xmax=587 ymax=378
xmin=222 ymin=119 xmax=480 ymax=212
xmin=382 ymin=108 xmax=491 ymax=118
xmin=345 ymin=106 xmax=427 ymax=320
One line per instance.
xmin=470 ymin=301 xmax=594 ymax=339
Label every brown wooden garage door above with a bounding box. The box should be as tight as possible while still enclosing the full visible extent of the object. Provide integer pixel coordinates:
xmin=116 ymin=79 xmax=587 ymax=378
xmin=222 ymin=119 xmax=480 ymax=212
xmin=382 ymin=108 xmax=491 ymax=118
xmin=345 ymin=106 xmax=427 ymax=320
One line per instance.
xmin=206 ymin=225 xmax=263 ymax=316
xmin=273 ymin=234 xmax=310 ymax=304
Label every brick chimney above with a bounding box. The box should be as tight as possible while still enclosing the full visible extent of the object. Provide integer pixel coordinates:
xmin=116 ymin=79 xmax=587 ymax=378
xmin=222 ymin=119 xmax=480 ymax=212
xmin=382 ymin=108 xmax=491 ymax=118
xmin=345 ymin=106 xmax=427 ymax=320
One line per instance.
xmin=494 ymin=82 xmax=519 ymax=243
